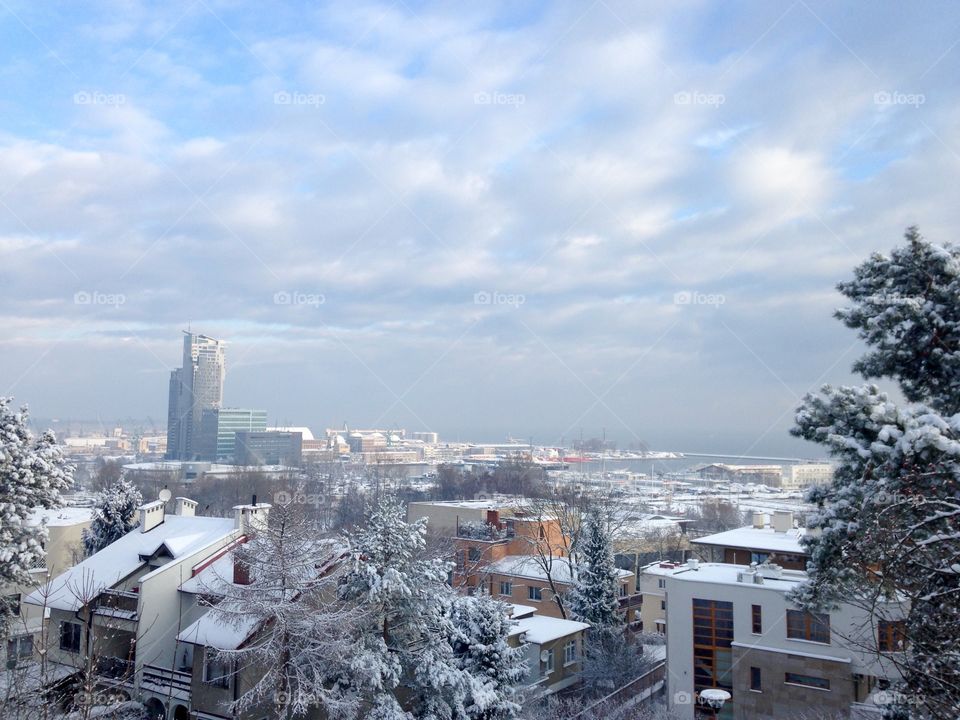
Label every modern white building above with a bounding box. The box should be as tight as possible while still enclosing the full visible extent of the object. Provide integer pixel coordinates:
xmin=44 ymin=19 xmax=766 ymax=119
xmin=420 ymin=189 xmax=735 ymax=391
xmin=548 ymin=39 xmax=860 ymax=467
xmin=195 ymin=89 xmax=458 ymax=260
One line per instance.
xmin=658 ymin=560 xmax=904 ymax=719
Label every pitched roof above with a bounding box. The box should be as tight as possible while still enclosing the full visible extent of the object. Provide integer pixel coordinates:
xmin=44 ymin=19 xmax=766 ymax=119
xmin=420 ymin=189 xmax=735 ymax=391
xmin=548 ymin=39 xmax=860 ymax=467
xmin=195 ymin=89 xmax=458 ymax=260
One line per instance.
xmin=25 ymin=515 xmax=236 ymax=611
xmin=488 ymin=555 xmax=632 ymax=585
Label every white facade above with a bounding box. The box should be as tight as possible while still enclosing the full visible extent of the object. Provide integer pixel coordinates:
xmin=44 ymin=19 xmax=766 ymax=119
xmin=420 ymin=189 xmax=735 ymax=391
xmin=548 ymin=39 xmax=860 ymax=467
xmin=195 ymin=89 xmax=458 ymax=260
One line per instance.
xmin=781 ymin=463 xmax=835 ymax=491
xmin=661 ymin=562 xmax=904 ymax=720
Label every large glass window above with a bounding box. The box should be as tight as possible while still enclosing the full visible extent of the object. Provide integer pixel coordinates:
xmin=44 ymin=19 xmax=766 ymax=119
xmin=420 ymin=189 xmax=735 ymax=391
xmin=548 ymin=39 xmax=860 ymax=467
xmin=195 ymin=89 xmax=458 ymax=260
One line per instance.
xmin=692 ymin=599 xmax=734 ymax=719
xmin=499 ymin=581 xmax=512 ymax=596
xmin=786 ymin=610 xmax=831 ymax=644
xmin=878 ymin=620 xmax=907 ymax=652
xmin=204 ymin=653 xmax=232 ymax=688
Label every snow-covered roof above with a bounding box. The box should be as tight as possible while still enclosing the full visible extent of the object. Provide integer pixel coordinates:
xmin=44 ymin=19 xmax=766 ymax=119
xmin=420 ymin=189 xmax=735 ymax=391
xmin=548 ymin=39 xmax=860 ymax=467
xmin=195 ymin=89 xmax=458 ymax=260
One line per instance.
xmin=507 ymin=603 xmax=537 ymax=618
xmin=179 ymin=552 xmax=236 ymax=594
xmin=267 ymin=426 xmax=314 ymax=441
xmin=488 ymin=555 xmax=632 ymax=584
xmin=691 ymin=526 xmax=807 ymax=554
xmin=25 ymin=515 xmax=236 ymax=611
xmin=645 ymin=561 xmax=807 ymax=591
xmin=510 ymin=615 xmax=589 ymax=644
xmin=178 ymin=611 xmax=260 ymax=650
xmin=29 ymin=506 xmax=93 ymax=527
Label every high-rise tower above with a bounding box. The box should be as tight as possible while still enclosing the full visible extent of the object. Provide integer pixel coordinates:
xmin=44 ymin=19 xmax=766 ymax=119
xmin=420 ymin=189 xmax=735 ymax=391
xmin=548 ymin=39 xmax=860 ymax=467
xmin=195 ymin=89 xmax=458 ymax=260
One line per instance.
xmin=165 ymin=332 xmax=226 ymax=460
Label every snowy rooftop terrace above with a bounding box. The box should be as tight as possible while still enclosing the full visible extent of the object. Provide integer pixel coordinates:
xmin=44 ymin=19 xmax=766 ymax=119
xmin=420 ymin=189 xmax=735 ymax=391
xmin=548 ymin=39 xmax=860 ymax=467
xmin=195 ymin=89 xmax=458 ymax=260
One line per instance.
xmin=643 ymin=560 xmax=807 ymax=592
xmin=691 ymin=525 xmax=807 ymax=554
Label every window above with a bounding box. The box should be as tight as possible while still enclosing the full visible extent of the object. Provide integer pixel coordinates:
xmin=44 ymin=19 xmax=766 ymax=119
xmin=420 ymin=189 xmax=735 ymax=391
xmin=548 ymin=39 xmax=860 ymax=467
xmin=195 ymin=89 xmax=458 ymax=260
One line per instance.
xmin=59 ymin=621 xmax=82 ymax=653
xmin=543 ymin=648 xmax=554 ymax=674
xmin=878 ymin=620 xmax=907 ymax=652
xmin=564 ymin=639 xmax=577 ymax=665
xmin=750 ymin=666 xmax=762 ymax=691
xmin=528 ymin=586 xmax=543 ymax=601
xmin=204 ymin=653 xmax=232 ymax=689
xmin=468 ymin=547 xmax=481 ymax=562
xmin=785 ymin=672 xmax=830 ymax=690
xmin=657 ymin=579 xmax=666 ymax=589
xmin=660 ymin=600 xmax=666 ymax=611
xmin=692 ymin=599 xmax=734 ymax=707
xmin=499 ymin=581 xmax=512 ymax=597
xmin=751 ymin=551 xmax=769 ymax=564
xmin=619 ymin=584 xmax=627 ymax=597
xmin=751 ymin=604 xmax=762 ymax=634
xmin=7 ymin=635 xmax=33 ymax=663
xmin=786 ymin=610 xmax=831 ymax=644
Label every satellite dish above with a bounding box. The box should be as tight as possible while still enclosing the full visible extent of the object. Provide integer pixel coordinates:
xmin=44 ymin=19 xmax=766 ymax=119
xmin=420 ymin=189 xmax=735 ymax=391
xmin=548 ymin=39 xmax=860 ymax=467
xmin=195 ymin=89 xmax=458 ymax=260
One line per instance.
xmin=158 ymin=488 xmax=173 ymax=503
xmin=539 ymin=650 xmax=550 ymax=662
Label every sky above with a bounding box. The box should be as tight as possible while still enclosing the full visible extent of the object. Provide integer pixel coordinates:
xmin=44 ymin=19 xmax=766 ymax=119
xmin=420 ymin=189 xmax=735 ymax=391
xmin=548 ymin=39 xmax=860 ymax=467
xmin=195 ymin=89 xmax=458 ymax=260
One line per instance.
xmin=2 ymin=1 xmax=959 ymax=456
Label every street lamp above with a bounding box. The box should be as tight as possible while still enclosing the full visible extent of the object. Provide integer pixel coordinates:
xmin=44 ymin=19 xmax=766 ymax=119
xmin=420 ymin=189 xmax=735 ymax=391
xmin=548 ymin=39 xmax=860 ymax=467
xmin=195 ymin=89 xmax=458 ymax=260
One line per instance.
xmin=698 ymin=688 xmax=731 ymax=718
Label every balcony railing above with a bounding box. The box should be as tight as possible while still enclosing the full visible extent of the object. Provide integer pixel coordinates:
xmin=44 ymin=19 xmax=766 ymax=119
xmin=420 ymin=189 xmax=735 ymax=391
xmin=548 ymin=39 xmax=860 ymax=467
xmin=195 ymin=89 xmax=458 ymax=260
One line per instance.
xmin=96 ymin=656 xmax=134 ymax=681
xmin=142 ymin=664 xmax=193 ymax=701
xmin=619 ymin=593 xmax=644 ymax=609
xmin=94 ymin=589 xmax=139 ymax=619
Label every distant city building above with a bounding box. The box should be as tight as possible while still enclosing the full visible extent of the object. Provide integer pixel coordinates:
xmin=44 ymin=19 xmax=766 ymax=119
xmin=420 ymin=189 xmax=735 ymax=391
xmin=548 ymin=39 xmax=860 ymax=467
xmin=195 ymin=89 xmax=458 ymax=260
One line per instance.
xmin=166 ymin=332 xmax=226 ymax=460
xmin=412 ymin=431 xmax=439 ymax=444
xmin=197 ymin=408 xmax=267 ymax=461
xmin=781 ymin=463 xmax=835 ymax=491
xmin=234 ymin=430 xmax=303 ymax=467
xmin=692 ymin=463 xmax=784 ymax=487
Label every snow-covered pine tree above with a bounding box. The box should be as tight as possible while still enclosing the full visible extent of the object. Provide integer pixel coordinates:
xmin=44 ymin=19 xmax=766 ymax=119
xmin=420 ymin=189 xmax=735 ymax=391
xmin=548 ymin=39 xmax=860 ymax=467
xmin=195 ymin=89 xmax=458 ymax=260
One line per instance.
xmin=566 ymin=512 xmax=649 ymax=693
xmin=82 ymin=478 xmax=143 ymax=555
xmin=448 ymin=594 xmax=526 ymax=720
xmin=567 ymin=512 xmax=623 ymax=632
xmin=791 ymin=227 xmax=960 ymax=720
xmin=339 ymin=495 xmax=473 ymax=720
xmin=205 ymin=502 xmax=361 ymax=720
xmin=0 ymin=397 xmax=72 ymax=587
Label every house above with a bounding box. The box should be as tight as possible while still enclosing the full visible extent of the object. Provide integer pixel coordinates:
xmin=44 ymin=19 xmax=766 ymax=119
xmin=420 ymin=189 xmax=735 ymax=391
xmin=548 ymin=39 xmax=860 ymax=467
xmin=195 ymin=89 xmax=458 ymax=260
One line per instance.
xmin=659 ymin=560 xmax=905 ymax=720
xmin=24 ymin=496 xmax=269 ymax=720
xmin=690 ymin=511 xmax=809 ymax=570
xmin=507 ymin=604 xmax=590 ymax=697
xmin=2 ymin=506 xmax=92 ymax=671
xmin=485 ymin=555 xmax=640 ymax=625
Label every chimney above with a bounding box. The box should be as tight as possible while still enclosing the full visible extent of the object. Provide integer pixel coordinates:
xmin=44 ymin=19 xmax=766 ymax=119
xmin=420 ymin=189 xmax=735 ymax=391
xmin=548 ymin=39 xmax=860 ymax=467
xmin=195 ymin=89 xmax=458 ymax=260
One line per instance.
xmin=233 ymin=553 xmax=251 ymax=585
xmin=486 ymin=509 xmax=500 ymax=528
xmin=234 ymin=500 xmax=271 ymax=535
xmin=772 ymin=510 xmax=794 ymax=533
xmin=175 ymin=497 xmax=197 ymax=517
xmin=687 ymin=558 xmax=700 ymax=571
xmin=139 ymin=500 xmax=165 ymax=533
xmin=752 ymin=512 xmax=766 ymax=529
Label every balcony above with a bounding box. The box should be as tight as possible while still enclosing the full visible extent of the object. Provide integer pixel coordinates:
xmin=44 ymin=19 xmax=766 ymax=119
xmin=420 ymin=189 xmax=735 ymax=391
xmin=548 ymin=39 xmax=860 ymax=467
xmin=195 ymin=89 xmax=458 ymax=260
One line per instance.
xmin=456 ymin=522 xmax=515 ymax=542
xmin=96 ymin=656 xmax=134 ymax=681
xmin=141 ymin=664 xmax=193 ymax=702
xmin=619 ymin=593 xmax=644 ymax=609
xmin=93 ymin=589 xmax=139 ymax=621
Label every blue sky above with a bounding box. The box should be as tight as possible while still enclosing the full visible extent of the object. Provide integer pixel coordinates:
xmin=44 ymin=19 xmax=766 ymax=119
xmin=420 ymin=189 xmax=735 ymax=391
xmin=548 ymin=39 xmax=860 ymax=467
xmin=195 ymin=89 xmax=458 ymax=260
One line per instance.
xmin=2 ymin=1 xmax=959 ymax=454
